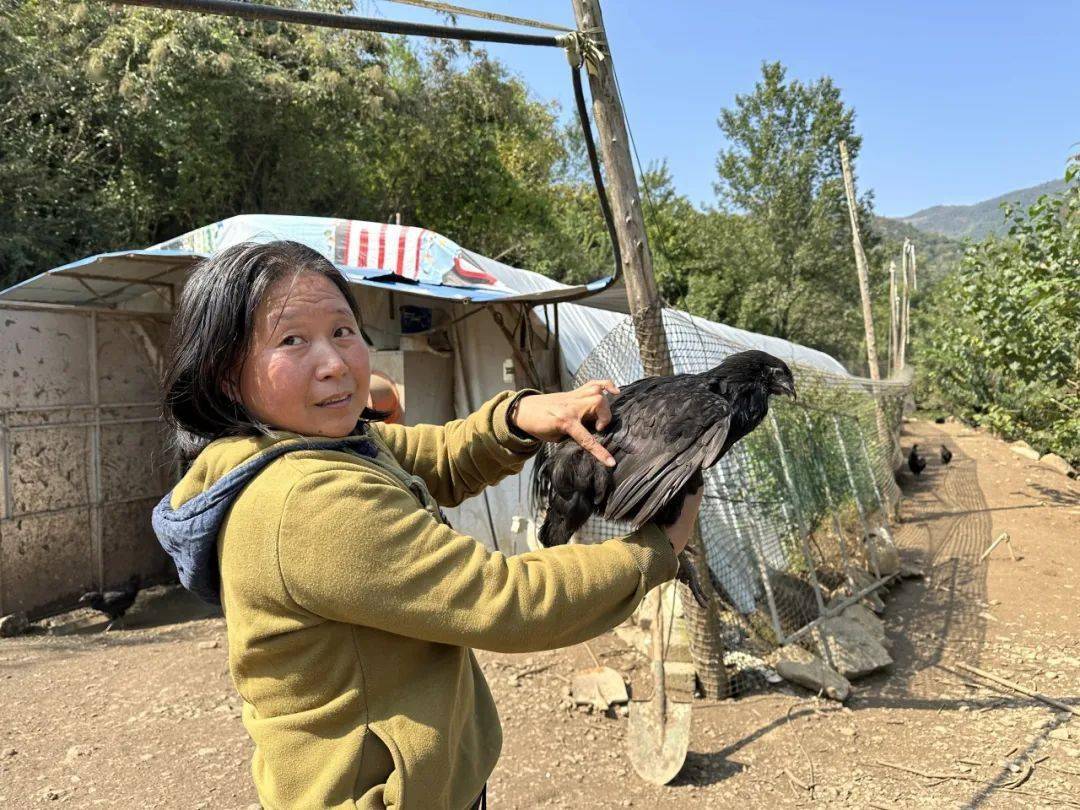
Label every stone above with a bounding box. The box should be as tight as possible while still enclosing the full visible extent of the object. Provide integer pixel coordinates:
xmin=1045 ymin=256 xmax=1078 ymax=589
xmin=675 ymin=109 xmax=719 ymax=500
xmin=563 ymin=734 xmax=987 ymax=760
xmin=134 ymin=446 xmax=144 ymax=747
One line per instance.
xmin=196 ymin=639 xmax=219 ymax=650
xmin=776 ymin=646 xmax=850 ymax=702
xmin=664 ymin=661 xmax=697 ymax=701
xmin=899 ymin=563 xmax=925 ymax=579
xmin=1049 ymin=728 xmax=1071 ymax=741
xmin=1039 ymin=453 xmax=1076 ymax=478
xmin=0 ymin=611 xmax=28 ymax=638
xmin=842 ymin=604 xmax=890 ymax=650
xmin=1009 ymin=441 xmax=1040 ymax=461
xmin=64 ymin=745 xmax=95 ymax=765
xmin=864 ymin=533 xmax=900 ymax=577
xmin=814 ymin=616 xmax=893 ymax=679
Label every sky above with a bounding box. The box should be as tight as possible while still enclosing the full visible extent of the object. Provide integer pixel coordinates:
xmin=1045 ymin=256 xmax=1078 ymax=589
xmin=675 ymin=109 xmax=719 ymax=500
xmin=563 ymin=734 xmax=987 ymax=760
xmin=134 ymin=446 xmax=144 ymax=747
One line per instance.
xmin=369 ymin=1 xmax=1078 ymax=217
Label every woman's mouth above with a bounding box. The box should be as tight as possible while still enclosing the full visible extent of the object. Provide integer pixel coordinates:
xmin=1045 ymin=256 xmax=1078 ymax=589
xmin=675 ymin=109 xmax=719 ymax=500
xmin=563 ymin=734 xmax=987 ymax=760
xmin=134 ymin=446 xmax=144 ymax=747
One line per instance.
xmin=316 ymin=393 xmax=352 ymax=408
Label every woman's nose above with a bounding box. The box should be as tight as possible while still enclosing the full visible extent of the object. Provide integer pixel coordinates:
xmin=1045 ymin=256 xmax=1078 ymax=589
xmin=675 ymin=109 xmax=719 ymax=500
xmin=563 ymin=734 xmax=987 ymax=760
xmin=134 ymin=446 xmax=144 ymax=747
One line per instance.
xmin=315 ymin=342 xmax=348 ymax=378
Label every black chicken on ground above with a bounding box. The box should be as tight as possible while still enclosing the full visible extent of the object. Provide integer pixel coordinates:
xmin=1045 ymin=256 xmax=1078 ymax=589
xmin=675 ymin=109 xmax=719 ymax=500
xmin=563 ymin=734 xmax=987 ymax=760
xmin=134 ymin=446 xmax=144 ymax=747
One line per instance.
xmin=531 ymin=350 xmax=797 ymax=607
xmin=78 ymin=575 xmax=140 ymax=630
xmin=940 ymin=445 xmax=953 ymax=465
xmin=908 ymin=445 xmax=927 ymax=476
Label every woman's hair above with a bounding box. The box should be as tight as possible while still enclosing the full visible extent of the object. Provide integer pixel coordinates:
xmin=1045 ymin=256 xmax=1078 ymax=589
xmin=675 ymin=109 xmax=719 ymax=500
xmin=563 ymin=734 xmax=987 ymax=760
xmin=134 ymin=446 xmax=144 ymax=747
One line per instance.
xmin=162 ymin=239 xmax=381 ymax=462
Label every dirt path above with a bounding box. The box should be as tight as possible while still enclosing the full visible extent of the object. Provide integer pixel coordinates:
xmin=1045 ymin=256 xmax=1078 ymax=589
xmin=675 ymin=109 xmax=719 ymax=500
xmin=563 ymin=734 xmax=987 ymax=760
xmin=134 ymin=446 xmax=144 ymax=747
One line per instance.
xmin=1 ymin=420 xmax=1077 ymax=808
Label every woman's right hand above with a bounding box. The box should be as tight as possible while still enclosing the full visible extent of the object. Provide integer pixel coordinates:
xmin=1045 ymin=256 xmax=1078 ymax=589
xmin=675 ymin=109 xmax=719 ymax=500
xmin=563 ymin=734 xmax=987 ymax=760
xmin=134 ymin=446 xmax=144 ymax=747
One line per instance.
xmin=658 ymin=484 xmax=703 ymax=556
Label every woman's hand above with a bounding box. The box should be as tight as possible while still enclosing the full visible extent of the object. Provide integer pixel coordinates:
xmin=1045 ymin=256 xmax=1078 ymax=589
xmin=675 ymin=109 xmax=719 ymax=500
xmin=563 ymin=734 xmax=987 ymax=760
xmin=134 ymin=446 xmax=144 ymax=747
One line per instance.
xmin=510 ymin=380 xmax=621 ymax=467
xmin=658 ymin=484 xmax=703 ymax=556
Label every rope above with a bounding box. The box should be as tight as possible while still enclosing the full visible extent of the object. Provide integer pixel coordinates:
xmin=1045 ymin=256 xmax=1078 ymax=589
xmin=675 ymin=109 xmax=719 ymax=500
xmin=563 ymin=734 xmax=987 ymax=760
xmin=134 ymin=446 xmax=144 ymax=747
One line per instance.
xmin=384 ymin=0 xmax=573 ymax=33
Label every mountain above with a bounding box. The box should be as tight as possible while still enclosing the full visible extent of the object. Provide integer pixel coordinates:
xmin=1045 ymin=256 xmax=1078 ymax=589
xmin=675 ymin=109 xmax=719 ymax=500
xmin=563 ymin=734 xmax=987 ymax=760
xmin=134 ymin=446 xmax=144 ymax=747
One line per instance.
xmin=872 ymin=216 xmax=966 ymax=283
xmin=898 ymin=178 xmax=1066 ymax=241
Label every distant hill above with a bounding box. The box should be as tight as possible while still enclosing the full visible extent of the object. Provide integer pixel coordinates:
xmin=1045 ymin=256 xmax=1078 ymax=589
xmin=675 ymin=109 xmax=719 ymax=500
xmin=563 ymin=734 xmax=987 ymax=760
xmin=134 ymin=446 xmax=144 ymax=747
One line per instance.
xmin=898 ymin=178 xmax=1066 ymax=241
xmin=872 ymin=216 xmax=966 ymax=283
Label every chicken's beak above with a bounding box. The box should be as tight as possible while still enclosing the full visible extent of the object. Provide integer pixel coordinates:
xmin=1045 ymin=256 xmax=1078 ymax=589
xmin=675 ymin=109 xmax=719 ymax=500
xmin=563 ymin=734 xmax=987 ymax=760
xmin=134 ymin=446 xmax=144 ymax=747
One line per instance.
xmin=770 ymin=373 xmax=797 ymax=400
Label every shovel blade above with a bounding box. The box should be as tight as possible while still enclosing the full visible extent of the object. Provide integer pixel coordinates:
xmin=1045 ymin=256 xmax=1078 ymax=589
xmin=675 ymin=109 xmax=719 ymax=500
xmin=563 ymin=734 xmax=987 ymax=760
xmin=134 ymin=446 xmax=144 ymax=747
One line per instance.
xmin=627 ymin=695 xmax=691 ymax=785
xmin=571 ymin=666 xmax=628 ymax=711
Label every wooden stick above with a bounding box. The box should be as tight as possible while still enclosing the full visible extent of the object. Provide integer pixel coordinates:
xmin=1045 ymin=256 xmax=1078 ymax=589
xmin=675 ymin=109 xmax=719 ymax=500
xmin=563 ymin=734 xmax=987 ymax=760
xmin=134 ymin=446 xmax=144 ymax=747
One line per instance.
xmin=868 ymin=760 xmax=1080 ymax=807
xmin=956 ymin=662 xmax=1080 ymax=716
xmin=978 ymin=532 xmax=1010 ymax=562
xmin=1005 ymin=534 xmax=1019 ymax=561
xmin=839 ymin=140 xmax=881 ymax=382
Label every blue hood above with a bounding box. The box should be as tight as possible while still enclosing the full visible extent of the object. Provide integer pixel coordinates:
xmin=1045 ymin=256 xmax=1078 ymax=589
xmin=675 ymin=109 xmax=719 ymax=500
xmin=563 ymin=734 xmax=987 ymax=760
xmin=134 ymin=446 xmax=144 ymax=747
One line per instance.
xmin=152 ymin=435 xmax=377 ymax=605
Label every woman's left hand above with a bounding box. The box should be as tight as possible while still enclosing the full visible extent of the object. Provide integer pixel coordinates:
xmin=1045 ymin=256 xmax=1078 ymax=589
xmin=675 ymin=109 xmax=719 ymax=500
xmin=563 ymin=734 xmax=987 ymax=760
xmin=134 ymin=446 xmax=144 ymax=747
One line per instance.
xmin=511 ymin=380 xmax=621 ymax=467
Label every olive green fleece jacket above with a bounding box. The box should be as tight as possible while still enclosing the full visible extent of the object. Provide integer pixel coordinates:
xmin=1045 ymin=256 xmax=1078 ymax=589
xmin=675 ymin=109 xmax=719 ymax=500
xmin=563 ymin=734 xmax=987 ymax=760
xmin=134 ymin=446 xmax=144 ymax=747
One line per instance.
xmin=168 ymin=390 xmax=679 ymax=809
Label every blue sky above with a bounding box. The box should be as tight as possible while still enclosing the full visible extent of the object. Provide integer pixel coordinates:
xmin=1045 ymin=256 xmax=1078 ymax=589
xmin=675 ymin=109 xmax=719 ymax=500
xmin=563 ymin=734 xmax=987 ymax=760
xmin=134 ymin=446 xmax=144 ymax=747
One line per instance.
xmin=371 ymin=1 xmax=1078 ymax=217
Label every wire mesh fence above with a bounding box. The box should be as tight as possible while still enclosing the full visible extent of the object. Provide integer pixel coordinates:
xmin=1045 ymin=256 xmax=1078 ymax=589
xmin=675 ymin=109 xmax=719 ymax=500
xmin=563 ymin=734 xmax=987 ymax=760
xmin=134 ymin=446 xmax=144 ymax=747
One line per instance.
xmin=566 ymin=310 xmax=911 ymax=697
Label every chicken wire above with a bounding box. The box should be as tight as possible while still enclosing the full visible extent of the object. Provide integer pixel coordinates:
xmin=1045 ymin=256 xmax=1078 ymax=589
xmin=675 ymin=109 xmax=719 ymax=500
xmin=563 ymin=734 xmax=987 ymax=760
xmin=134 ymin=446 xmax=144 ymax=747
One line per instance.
xmin=566 ymin=310 xmax=909 ymax=697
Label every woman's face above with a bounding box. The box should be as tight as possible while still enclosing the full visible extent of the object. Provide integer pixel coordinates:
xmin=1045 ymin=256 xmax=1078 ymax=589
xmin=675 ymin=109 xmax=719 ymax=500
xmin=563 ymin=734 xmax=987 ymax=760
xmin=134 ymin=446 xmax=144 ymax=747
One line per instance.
xmin=236 ymin=272 xmax=371 ymax=438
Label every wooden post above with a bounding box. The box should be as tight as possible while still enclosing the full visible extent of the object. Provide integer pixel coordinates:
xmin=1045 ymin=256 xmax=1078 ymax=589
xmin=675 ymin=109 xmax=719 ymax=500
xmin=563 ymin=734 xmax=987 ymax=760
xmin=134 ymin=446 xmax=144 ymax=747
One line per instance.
xmin=902 ymin=240 xmax=916 ymax=370
xmin=569 ymin=0 xmax=669 ymax=378
xmin=570 ymin=0 xmax=727 ymax=700
xmin=839 ymin=140 xmax=881 ymax=382
xmin=887 ymin=259 xmax=897 ymax=376
xmin=899 ymin=240 xmax=910 ymax=371
xmin=839 ymin=141 xmax=894 ymax=462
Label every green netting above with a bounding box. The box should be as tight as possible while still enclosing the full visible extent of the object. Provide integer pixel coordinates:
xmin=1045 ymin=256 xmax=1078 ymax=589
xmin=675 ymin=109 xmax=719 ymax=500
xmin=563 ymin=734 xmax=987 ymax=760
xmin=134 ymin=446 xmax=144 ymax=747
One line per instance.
xmin=563 ymin=310 xmax=910 ymax=697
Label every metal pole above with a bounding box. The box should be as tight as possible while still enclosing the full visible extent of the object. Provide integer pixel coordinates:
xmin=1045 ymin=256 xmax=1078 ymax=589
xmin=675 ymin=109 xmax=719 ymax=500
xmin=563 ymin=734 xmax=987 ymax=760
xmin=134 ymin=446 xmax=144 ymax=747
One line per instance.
xmin=855 ymin=428 xmax=892 ymax=541
xmin=718 ymin=470 xmax=783 ymax=644
xmin=768 ymin=414 xmax=826 ymax=616
xmin=801 ymin=410 xmax=850 ymax=574
xmin=113 ymin=0 xmax=565 ymax=47
xmin=832 ymin=415 xmax=881 ymax=580
xmin=88 ymin=312 xmax=104 ymax=590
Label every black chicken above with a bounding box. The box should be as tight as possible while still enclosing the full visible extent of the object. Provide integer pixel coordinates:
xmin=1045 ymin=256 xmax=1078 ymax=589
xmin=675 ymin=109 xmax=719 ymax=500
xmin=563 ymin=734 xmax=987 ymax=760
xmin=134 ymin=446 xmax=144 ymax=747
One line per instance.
xmin=79 ymin=575 xmax=140 ymax=630
xmin=531 ymin=350 xmax=797 ymax=607
xmin=940 ymin=444 xmax=953 ymax=465
xmin=908 ymin=445 xmax=926 ymax=476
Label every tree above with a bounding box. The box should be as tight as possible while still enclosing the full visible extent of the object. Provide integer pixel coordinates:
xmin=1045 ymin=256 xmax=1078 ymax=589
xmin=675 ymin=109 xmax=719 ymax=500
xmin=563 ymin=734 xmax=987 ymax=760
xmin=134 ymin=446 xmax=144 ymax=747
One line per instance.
xmin=0 ymin=0 xmax=568 ymax=286
xmin=707 ymin=61 xmax=882 ymax=370
xmin=917 ymin=161 xmax=1080 ymax=462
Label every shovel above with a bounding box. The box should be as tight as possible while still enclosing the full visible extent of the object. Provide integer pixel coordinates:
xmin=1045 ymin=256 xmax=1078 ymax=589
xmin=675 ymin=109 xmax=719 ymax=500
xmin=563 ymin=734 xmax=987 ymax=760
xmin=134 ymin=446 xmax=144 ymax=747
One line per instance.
xmin=571 ymin=641 xmax=628 ymax=711
xmin=627 ymin=583 xmax=690 ymax=784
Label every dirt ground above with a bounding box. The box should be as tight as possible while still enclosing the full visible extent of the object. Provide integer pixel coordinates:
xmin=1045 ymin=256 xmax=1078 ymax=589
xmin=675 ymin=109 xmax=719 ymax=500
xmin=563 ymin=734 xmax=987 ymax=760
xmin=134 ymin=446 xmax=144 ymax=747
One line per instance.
xmin=1 ymin=419 xmax=1078 ymax=809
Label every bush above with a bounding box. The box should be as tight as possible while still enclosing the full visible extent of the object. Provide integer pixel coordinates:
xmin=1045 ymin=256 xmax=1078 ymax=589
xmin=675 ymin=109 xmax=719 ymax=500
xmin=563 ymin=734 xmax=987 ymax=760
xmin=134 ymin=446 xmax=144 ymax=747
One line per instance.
xmin=916 ymin=161 xmax=1079 ymax=463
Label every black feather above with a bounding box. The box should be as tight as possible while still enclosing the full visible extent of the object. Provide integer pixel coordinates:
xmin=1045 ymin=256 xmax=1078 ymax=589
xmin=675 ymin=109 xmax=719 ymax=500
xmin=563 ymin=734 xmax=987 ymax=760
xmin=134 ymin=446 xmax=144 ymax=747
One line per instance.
xmin=531 ymin=351 xmax=796 ymax=606
xmin=908 ymin=445 xmax=926 ymax=476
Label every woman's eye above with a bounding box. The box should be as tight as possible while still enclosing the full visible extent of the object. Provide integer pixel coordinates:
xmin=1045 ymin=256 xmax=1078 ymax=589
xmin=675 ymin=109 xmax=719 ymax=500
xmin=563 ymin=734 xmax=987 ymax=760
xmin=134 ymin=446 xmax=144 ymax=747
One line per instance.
xmin=335 ymin=326 xmax=356 ymax=338
xmin=280 ymin=335 xmax=304 ymax=347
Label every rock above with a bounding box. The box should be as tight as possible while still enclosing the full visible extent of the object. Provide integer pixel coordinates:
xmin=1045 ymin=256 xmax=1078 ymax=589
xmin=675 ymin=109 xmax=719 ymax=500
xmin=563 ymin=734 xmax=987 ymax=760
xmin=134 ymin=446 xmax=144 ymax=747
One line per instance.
xmin=776 ymin=646 xmax=850 ymax=702
xmin=863 ymin=591 xmax=886 ymax=614
xmin=664 ymin=661 xmax=696 ymax=701
xmin=196 ymin=639 xmax=219 ymax=650
xmin=1039 ymin=453 xmax=1076 ymax=478
xmin=841 ymin=604 xmax=890 ymax=650
xmin=864 ymin=532 xmax=900 ymax=577
xmin=1009 ymin=441 xmax=1040 ymax=461
xmin=1 ymin=748 xmax=17 ymax=759
xmin=64 ymin=745 xmax=96 ymax=765
xmin=1049 ymin=728 xmax=1071 ymax=741
xmin=0 ymin=611 xmax=29 ymax=638
xmin=815 ymin=616 xmax=893 ymax=679
xmin=899 ymin=563 xmax=925 ymax=579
